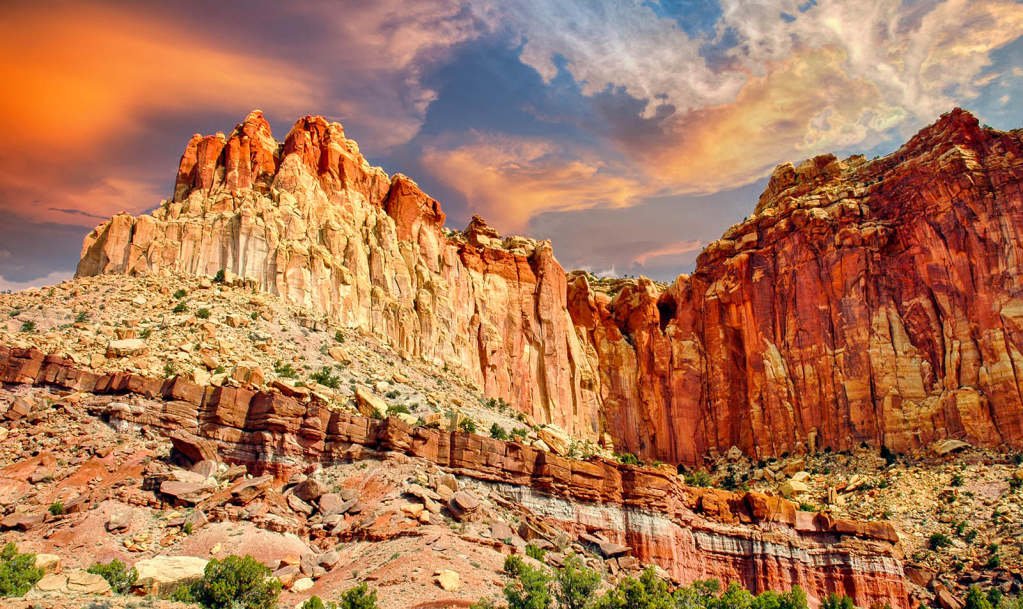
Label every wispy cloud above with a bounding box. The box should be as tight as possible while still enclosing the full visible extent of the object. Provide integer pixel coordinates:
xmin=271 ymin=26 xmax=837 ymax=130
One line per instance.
xmin=0 ymin=271 xmax=73 ymax=293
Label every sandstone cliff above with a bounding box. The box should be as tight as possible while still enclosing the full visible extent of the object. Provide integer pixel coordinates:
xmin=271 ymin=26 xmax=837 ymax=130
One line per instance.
xmin=77 ymin=111 xmax=599 ymax=442
xmin=574 ymin=109 xmax=1023 ymax=463
xmin=78 ymin=108 xmax=1023 ymax=464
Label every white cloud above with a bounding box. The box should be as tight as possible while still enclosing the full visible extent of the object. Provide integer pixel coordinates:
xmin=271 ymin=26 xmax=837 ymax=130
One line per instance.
xmin=0 ymin=271 xmax=74 ymax=293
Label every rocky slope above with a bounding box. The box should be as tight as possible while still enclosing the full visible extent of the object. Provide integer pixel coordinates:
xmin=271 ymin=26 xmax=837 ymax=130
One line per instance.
xmin=0 ymin=342 xmax=908 ymax=609
xmin=76 ymin=108 xmax=1023 ymax=469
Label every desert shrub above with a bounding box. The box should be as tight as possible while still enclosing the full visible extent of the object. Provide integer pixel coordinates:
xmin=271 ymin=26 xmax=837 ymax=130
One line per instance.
xmin=334 ymin=330 xmax=345 ymax=343
xmin=616 ymin=452 xmax=640 ymax=466
xmin=459 ymin=418 xmax=477 ymax=434
xmin=685 ymin=470 xmax=712 ymax=487
xmin=0 ymin=542 xmax=44 ymax=597
xmin=213 ymin=270 xmax=225 ymax=284
xmin=490 ymin=423 xmax=509 ymax=441
xmin=555 ymin=554 xmax=600 ymax=609
xmin=951 ymin=473 xmax=965 ymax=487
xmin=965 ymin=586 xmax=994 ymax=609
xmin=819 ymin=592 xmax=856 ymax=609
xmin=196 ymin=308 xmax=211 ymax=319
xmin=336 ymin=583 xmax=378 ymax=609
xmin=173 ymin=289 xmax=187 ymax=299
xmin=273 ymin=361 xmax=298 ymax=379
xmin=929 ymin=533 xmax=953 ymax=550
xmin=87 ymin=559 xmax=138 ymax=595
xmin=502 ymin=555 xmax=552 ymax=609
xmin=20 ymin=321 xmax=35 ymax=333
xmin=48 ymin=500 xmax=64 ymax=516
xmin=310 ymin=366 xmax=340 ymax=389
xmin=75 ymin=311 xmax=90 ymax=323
xmin=173 ymin=301 xmax=188 ymax=314
xmin=525 ymin=544 xmax=546 ymax=561
xmin=186 ymin=554 xmax=280 ymax=609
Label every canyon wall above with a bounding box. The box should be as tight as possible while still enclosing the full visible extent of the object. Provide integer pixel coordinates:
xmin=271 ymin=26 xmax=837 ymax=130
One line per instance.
xmin=0 ymin=344 xmax=909 ymax=609
xmin=76 ymin=111 xmax=599 ymax=442
xmin=574 ymin=109 xmax=1023 ymax=463
xmin=77 ymin=108 xmax=1023 ymax=464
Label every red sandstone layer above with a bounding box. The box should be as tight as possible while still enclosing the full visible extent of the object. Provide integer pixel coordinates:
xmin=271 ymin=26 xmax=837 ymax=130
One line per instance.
xmin=0 ymin=343 xmax=908 ymax=608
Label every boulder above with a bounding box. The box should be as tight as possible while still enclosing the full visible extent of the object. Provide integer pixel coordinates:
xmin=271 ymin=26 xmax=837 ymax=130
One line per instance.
xmin=231 ymin=475 xmax=273 ymax=504
xmin=292 ymin=577 xmax=314 ymax=593
xmin=354 ymin=387 xmax=387 ymax=418
xmin=106 ymin=509 xmax=132 ymax=532
xmin=134 ymin=556 xmax=209 ymax=595
xmin=106 ymin=338 xmax=147 ymax=358
xmin=34 ymin=554 xmax=61 ymax=573
xmin=435 ymin=569 xmax=460 ymax=591
xmin=448 ymin=491 xmax=481 ymax=522
xmin=160 ymin=481 xmax=214 ymax=505
xmin=169 ymin=430 xmax=219 ymax=464
xmin=537 ymin=425 xmax=572 ymax=456
xmin=293 ymin=478 xmax=327 ymax=503
xmin=67 ymin=569 xmax=112 ymax=594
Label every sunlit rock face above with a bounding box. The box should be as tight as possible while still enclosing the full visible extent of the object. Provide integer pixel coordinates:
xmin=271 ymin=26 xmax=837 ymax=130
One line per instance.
xmin=79 ymin=108 xmax=1023 ymax=465
xmin=77 ymin=111 xmax=599 ymax=442
xmin=572 ymin=108 xmax=1023 ymax=463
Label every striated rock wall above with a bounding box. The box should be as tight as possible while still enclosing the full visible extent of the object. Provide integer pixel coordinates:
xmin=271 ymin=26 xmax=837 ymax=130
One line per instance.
xmin=573 ymin=109 xmax=1023 ymax=463
xmin=0 ymin=344 xmax=908 ymax=609
xmin=76 ymin=111 xmax=598 ymax=441
xmin=76 ymin=108 xmax=1023 ymax=465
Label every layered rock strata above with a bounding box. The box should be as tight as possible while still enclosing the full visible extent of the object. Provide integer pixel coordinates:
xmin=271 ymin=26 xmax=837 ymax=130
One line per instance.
xmin=77 ymin=111 xmax=597 ymax=441
xmin=572 ymin=109 xmax=1023 ymax=463
xmin=0 ymin=343 xmax=908 ymax=609
xmin=77 ymin=108 xmax=1023 ymax=464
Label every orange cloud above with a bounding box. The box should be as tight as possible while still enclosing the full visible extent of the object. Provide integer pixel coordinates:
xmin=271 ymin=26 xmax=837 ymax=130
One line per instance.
xmin=638 ymin=46 xmax=906 ymax=194
xmin=420 ymin=132 xmax=650 ymax=231
xmin=632 ymin=240 xmax=702 ymax=267
xmin=0 ymin=3 xmax=321 ymax=224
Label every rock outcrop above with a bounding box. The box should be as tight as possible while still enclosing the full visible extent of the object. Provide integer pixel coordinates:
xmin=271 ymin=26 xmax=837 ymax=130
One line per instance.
xmin=77 ymin=108 xmax=1023 ymax=464
xmin=0 ymin=344 xmax=909 ymax=609
xmin=571 ymin=108 xmax=1023 ymax=463
xmin=77 ymin=111 xmax=596 ymax=443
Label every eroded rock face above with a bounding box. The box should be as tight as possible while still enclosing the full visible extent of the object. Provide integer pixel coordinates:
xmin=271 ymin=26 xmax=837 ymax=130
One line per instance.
xmin=76 ymin=108 xmax=1023 ymax=465
xmin=0 ymin=344 xmax=909 ymax=609
xmin=569 ymin=108 xmax=1023 ymax=463
xmin=76 ymin=110 xmax=599 ymax=441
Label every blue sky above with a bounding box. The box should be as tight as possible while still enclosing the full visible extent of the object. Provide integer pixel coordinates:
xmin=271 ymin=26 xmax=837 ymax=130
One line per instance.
xmin=1 ymin=0 xmax=1022 ymax=288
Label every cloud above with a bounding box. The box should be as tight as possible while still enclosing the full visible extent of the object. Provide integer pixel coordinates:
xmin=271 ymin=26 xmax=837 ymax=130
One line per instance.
xmin=0 ymin=249 xmax=9 ymax=260
xmin=420 ymin=131 xmax=650 ymax=231
xmin=0 ymin=271 xmax=74 ymax=293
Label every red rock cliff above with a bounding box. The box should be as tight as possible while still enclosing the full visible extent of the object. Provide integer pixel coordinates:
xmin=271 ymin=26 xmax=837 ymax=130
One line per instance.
xmin=77 ymin=108 xmax=1023 ymax=465
xmin=574 ymin=109 xmax=1023 ymax=463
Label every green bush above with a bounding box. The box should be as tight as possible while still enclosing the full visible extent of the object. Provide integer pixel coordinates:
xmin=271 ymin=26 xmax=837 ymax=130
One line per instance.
xmin=87 ymin=559 xmax=138 ymax=595
xmin=196 ymin=308 xmax=211 ymax=319
xmin=213 ymin=270 xmax=225 ymax=284
xmin=310 ymin=366 xmax=341 ymax=389
xmin=187 ymin=554 xmax=281 ymax=609
xmin=74 ymin=311 xmax=90 ymax=323
xmin=503 ymin=555 xmax=552 ymax=609
xmin=173 ymin=301 xmax=188 ymax=314
xmin=274 ymin=361 xmax=298 ymax=379
xmin=173 ymin=288 xmax=187 ymax=299
xmin=965 ymin=586 xmax=993 ymax=609
xmin=616 ymin=452 xmax=640 ymax=466
xmin=386 ymin=404 xmax=411 ymax=416
xmin=820 ymin=593 xmax=856 ymax=609
xmin=0 ymin=542 xmax=44 ymax=597
xmin=459 ymin=418 xmax=477 ymax=434
xmin=20 ymin=321 xmax=35 ymax=333
xmin=951 ymin=473 xmax=965 ymax=487
xmin=685 ymin=470 xmax=712 ymax=487
xmin=525 ymin=544 xmax=546 ymax=561
xmin=490 ymin=423 xmax=509 ymax=440
xmin=555 ymin=554 xmax=600 ymax=609
xmin=334 ymin=330 xmax=345 ymax=343
xmin=48 ymin=500 xmax=64 ymax=516
xmin=337 ymin=583 xmax=378 ymax=609
xmin=305 ymin=596 xmax=339 ymax=609
xmin=929 ymin=532 xmax=953 ymax=551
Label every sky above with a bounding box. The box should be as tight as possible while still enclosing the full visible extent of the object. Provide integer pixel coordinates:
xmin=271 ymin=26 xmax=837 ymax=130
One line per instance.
xmin=1 ymin=0 xmax=1022 ymax=290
